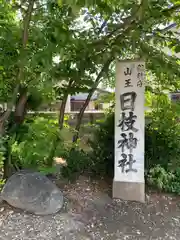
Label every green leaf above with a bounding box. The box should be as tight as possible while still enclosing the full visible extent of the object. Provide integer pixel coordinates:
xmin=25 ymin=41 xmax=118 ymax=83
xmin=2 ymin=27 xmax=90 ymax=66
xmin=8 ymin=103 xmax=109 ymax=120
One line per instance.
xmin=175 ymin=45 xmax=180 ymax=53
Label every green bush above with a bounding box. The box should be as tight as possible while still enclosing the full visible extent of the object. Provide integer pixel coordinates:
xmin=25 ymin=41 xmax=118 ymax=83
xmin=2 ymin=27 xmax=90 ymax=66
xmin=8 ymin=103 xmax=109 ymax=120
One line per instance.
xmin=145 ymin=101 xmax=180 ymax=170
xmin=89 ymin=112 xmax=114 ymax=177
xmin=7 ymin=116 xmax=91 ymax=180
xmin=147 ymin=165 xmax=175 ymax=190
xmin=147 ymin=165 xmax=180 ymax=194
xmin=0 ymin=138 xmax=6 ymax=166
xmin=56 ymin=144 xmax=91 ymax=180
xmin=0 ymin=179 xmax=5 ymax=190
xmin=10 ymin=117 xmax=61 ymax=172
xmin=89 ymin=99 xmax=180 ymax=178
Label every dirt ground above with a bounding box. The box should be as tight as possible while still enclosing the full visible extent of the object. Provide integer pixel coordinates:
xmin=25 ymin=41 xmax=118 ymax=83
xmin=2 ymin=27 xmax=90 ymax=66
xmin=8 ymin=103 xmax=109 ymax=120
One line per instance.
xmin=0 ymin=176 xmax=180 ymax=240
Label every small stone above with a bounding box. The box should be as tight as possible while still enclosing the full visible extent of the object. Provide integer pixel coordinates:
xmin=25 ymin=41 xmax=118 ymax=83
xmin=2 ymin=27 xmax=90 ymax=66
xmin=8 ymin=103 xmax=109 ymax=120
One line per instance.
xmin=0 ymin=207 xmax=4 ymax=212
xmin=156 ymin=212 xmax=163 ymax=216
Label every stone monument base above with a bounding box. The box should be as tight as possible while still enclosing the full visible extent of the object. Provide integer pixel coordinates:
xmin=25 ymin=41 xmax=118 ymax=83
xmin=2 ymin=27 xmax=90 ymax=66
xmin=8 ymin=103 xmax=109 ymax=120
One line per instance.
xmin=112 ymin=180 xmax=145 ymax=202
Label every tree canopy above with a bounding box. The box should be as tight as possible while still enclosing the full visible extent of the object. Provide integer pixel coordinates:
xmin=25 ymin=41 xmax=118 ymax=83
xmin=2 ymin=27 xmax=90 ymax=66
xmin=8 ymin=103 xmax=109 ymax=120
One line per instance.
xmin=0 ymin=0 xmax=179 ymax=178
xmin=0 ymin=0 xmax=179 ymax=128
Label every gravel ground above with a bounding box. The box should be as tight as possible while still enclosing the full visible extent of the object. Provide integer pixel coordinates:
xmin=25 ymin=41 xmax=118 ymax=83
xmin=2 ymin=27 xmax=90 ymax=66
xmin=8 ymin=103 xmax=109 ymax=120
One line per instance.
xmin=0 ymin=176 xmax=180 ymax=240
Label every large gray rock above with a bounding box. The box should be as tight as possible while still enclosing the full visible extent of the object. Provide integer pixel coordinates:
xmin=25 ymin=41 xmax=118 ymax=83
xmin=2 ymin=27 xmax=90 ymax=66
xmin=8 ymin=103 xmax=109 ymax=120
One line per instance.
xmin=0 ymin=169 xmax=64 ymax=215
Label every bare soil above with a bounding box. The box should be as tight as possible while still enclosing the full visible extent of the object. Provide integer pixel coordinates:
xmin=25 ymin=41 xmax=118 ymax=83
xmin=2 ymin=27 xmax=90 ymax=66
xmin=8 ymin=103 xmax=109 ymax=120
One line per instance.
xmin=0 ymin=176 xmax=180 ymax=240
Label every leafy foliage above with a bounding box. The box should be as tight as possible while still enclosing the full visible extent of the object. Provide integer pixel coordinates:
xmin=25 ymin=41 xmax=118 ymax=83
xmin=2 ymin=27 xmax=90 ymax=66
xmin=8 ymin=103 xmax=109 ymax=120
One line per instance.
xmin=147 ymin=166 xmax=180 ymax=195
xmin=10 ymin=117 xmax=61 ymax=170
xmin=0 ymin=179 xmax=5 ymax=191
xmin=145 ymin=94 xmax=180 ymax=170
xmin=5 ymin=116 xmax=91 ymax=179
xmin=0 ymin=0 xmax=179 ymax=107
xmin=0 ymin=0 xmax=180 ymax=181
xmin=57 ymin=146 xmax=91 ymax=180
xmin=145 ymin=93 xmax=180 ymax=194
xmin=90 ymin=95 xmax=180 ymax=178
xmin=147 ymin=165 xmax=175 ymax=190
xmin=89 ymin=112 xmax=114 ymax=177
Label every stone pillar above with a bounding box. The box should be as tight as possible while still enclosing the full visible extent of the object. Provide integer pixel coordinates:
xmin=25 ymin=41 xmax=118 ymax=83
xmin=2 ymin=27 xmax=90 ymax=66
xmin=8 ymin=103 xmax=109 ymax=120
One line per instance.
xmin=113 ymin=60 xmax=145 ymax=202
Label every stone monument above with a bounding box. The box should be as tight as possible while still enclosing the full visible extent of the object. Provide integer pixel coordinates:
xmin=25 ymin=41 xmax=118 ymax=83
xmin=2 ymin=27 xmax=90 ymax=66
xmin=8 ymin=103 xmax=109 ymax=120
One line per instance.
xmin=113 ymin=60 xmax=145 ymax=202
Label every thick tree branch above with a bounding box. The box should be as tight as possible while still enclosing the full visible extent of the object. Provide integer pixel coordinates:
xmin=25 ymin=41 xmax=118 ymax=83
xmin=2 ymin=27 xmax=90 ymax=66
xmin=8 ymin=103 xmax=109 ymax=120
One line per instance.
xmin=58 ymin=79 xmax=73 ymax=129
xmin=58 ymin=95 xmax=68 ymax=130
xmin=73 ymin=56 xmax=114 ymax=142
xmin=46 ymin=80 xmax=73 ymax=164
xmin=0 ymin=0 xmax=35 ymax=134
xmin=22 ymin=0 xmax=35 ymax=47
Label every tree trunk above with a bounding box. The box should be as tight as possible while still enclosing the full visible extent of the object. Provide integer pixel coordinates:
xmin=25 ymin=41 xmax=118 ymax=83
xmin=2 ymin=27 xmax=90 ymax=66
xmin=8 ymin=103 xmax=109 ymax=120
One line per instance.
xmin=0 ymin=85 xmax=20 ymax=135
xmin=59 ymin=95 xmax=68 ymax=130
xmin=1 ymin=0 xmax=35 ymax=178
xmin=73 ymin=58 xmax=113 ymax=142
xmin=0 ymin=0 xmax=34 ymax=135
xmin=59 ymin=79 xmax=73 ymax=130
xmin=14 ymin=90 xmax=28 ymax=125
xmin=46 ymin=77 xmax=73 ymax=166
xmin=3 ymin=142 xmax=12 ymax=179
xmin=46 ymin=94 xmax=68 ymax=166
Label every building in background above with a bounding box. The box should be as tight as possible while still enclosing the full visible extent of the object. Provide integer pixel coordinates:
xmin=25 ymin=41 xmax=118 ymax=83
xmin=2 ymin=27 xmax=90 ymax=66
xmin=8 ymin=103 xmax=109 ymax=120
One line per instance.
xmin=70 ymin=88 xmax=112 ymax=112
xmin=36 ymin=88 xmax=112 ymax=112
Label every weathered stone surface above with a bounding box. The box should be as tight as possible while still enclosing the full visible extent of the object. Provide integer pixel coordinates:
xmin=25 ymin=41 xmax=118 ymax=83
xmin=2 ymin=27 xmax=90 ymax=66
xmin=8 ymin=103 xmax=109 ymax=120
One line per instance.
xmin=113 ymin=181 xmax=145 ymax=202
xmin=0 ymin=169 xmax=64 ymax=215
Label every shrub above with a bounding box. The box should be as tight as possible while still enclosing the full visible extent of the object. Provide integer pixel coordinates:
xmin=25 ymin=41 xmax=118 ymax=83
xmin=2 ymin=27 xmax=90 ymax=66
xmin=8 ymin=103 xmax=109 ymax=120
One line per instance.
xmin=145 ymin=100 xmax=180 ymax=170
xmin=89 ymin=100 xmax=180 ymax=177
xmin=56 ymin=145 xmax=91 ymax=180
xmin=147 ymin=165 xmax=180 ymax=194
xmin=89 ymin=112 xmax=114 ymax=177
xmin=10 ymin=117 xmax=61 ymax=172
xmin=0 ymin=179 xmax=5 ymax=190
xmin=0 ymin=138 xmax=6 ymax=166
xmin=7 ymin=116 xmax=91 ymax=180
xmin=147 ymin=165 xmax=175 ymax=190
